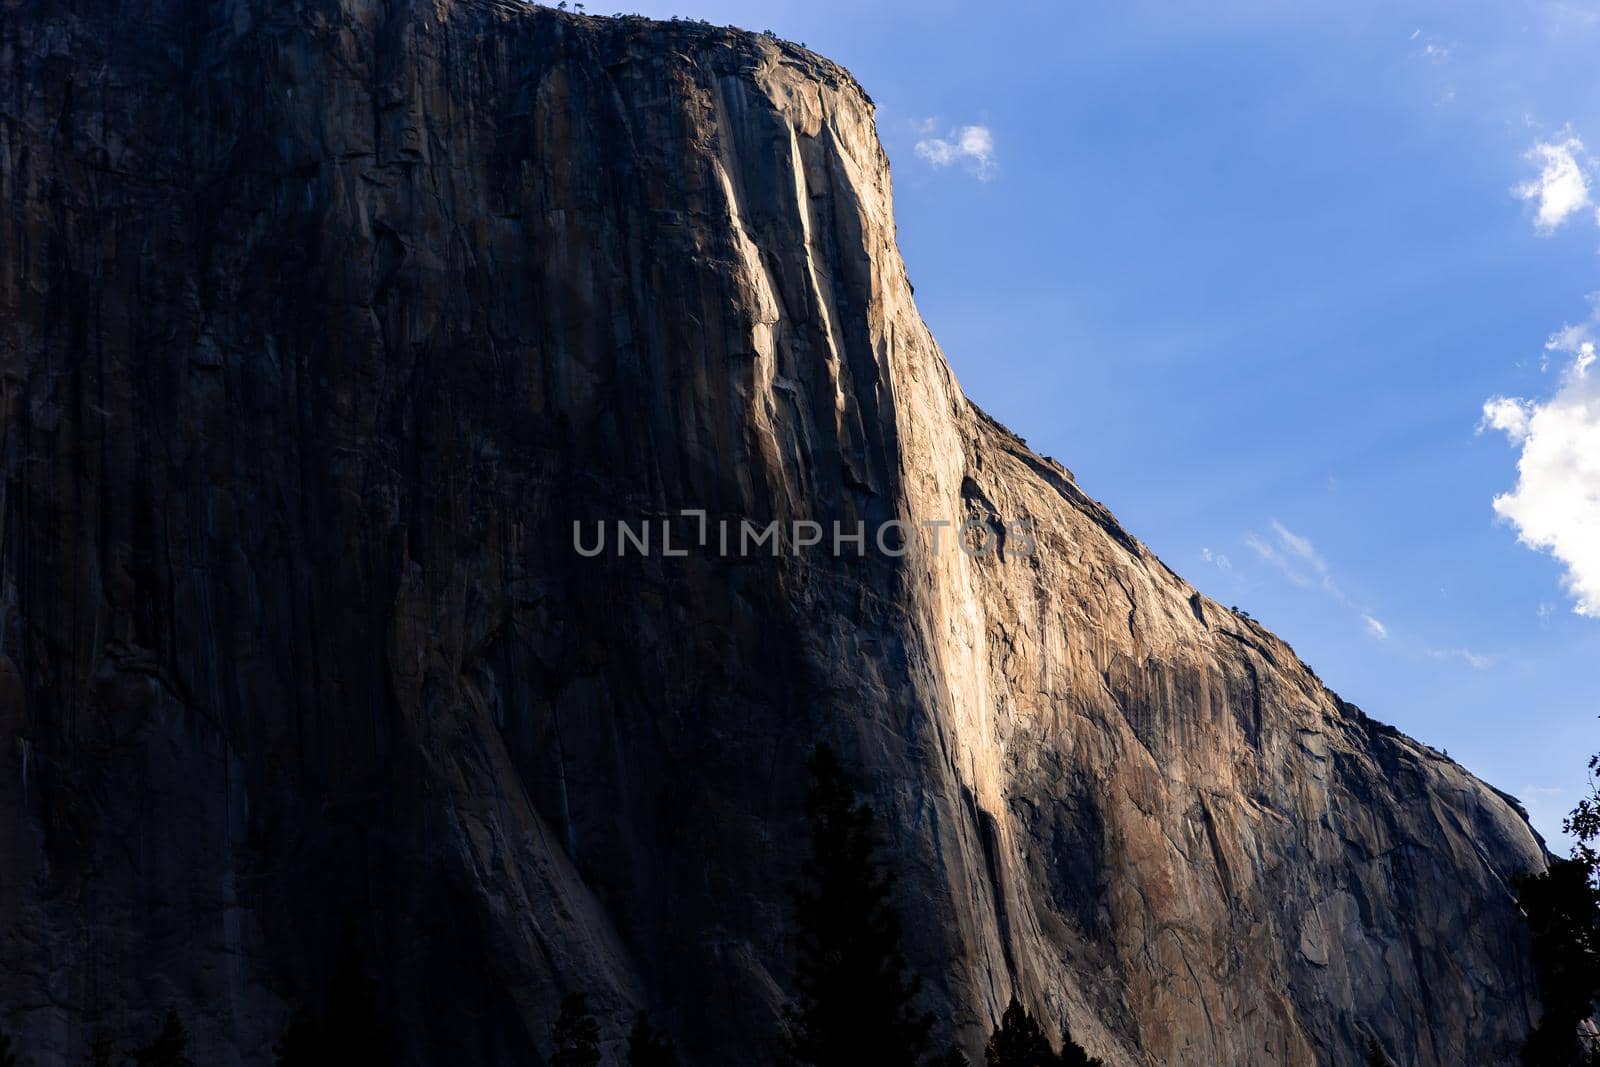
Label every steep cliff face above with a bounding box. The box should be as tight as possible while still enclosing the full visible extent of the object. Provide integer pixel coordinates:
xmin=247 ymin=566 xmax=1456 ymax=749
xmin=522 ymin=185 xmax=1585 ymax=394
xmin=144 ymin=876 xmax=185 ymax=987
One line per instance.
xmin=0 ymin=1 xmax=1547 ymax=1064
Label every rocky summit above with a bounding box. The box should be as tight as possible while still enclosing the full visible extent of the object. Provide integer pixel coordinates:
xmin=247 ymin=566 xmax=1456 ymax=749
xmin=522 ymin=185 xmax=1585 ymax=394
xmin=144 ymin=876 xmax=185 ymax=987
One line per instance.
xmin=0 ymin=1 xmax=1548 ymax=1064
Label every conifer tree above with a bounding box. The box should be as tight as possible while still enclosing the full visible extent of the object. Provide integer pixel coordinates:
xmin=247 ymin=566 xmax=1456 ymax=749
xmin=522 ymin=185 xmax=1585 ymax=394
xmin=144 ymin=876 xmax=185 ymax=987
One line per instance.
xmin=789 ymin=744 xmax=932 ymax=1067
xmin=274 ymin=935 xmax=397 ymax=1066
xmin=273 ymin=1010 xmax=318 ymax=1067
xmin=627 ymin=1011 xmax=678 ymax=1067
xmin=551 ymin=993 xmax=601 ymax=1067
xmin=323 ymin=938 xmax=393 ymax=1062
xmin=1056 ymin=1022 xmax=1103 ymax=1067
xmin=928 ymin=1048 xmax=971 ymax=1067
xmin=1364 ymin=1039 xmax=1391 ymax=1067
xmin=1522 ymin=730 xmax=1600 ymax=1065
xmin=983 ymin=997 xmax=1055 ymax=1067
xmin=1518 ymin=858 xmax=1600 ymax=1066
xmin=132 ymin=1009 xmax=193 ymax=1067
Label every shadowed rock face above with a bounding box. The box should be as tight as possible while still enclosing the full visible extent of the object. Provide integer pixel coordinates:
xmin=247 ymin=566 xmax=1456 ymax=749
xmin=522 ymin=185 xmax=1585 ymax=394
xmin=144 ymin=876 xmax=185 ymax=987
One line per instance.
xmin=0 ymin=1 xmax=1547 ymax=1064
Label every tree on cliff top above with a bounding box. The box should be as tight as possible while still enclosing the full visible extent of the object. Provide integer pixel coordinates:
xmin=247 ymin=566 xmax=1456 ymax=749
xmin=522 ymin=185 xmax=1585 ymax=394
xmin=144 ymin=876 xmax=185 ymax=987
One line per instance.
xmin=551 ymin=994 xmax=601 ymax=1067
xmin=789 ymin=743 xmax=932 ymax=1067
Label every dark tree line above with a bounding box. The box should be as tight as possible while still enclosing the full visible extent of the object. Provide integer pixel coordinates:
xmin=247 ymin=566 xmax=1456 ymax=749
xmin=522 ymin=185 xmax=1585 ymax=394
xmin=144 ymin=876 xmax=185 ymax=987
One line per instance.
xmin=1517 ymin=733 xmax=1600 ymax=1066
xmin=787 ymin=744 xmax=1104 ymax=1067
xmin=15 ymin=727 xmax=1600 ymax=1066
xmin=454 ymin=742 xmax=1107 ymax=1066
xmin=1 ymin=742 xmax=1117 ymax=1067
xmin=545 ymin=995 xmax=680 ymax=1066
xmin=0 ymin=1009 xmax=195 ymax=1067
xmin=274 ymin=935 xmax=397 ymax=1066
xmin=788 ymin=744 xmax=936 ymax=1066
xmin=981 ymin=997 xmax=1102 ymax=1067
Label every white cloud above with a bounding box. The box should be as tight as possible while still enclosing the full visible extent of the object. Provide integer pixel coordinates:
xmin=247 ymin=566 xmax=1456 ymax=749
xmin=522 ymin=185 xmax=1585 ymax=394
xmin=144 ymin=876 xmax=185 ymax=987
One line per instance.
xmin=1200 ymin=547 xmax=1232 ymax=570
xmin=1480 ymin=396 xmax=1534 ymax=443
xmin=915 ymin=123 xmax=996 ymax=180
xmin=1245 ymin=531 xmax=1306 ymax=586
xmin=1482 ymin=326 xmax=1600 ymax=617
xmin=1246 ymin=522 xmax=1408 ymax=642
xmin=1272 ymin=520 xmax=1324 ymax=571
xmin=1428 ymin=647 xmax=1496 ymax=670
xmin=1514 ymin=136 xmax=1592 ymax=232
xmin=1243 ymin=521 xmax=1500 ymax=664
xmin=1248 ymin=520 xmax=1342 ymax=597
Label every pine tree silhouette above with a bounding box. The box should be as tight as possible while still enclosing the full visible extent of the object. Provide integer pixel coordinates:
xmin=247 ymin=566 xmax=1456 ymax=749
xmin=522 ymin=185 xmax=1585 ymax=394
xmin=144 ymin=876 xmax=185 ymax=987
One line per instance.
xmin=626 ymin=1011 xmax=678 ymax=1067
xmin=132 ymin=1009 xmax=193 ymax=1067
xmin=928 ymin=1048 xmax=971 ymax=1067
xmin=551 ymin=993 xmax=601 ymax=1067
xmin=788 ymin=744 xmax=932 ymax=1067
xmin=1056 ymin=1022 xmax=1103 ymax=1067
xmin=983 ymin=998 xmax=1055 ymax=1067
xmin=1364 ymin=1039 xmax=1391 ymax=1067
xmin=1518 ymin=859 xmax=1600 ymax=1066
xmin=274 ymin=934 xmax=397 ymax=1066
xmin=273 ymin=1009 xmax=318 ymax=1067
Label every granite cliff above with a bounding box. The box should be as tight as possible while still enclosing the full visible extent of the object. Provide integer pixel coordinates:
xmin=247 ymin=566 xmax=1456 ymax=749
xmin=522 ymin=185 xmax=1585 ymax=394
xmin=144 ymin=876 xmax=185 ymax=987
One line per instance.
xmin=0 ymin=1 xmax=1548 ymax=1064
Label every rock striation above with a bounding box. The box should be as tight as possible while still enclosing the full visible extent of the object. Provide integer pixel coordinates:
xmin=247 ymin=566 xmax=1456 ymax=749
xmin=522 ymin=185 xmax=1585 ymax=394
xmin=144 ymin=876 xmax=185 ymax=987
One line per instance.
xmin=0 ymin=1 xmax=1547 ymax=1064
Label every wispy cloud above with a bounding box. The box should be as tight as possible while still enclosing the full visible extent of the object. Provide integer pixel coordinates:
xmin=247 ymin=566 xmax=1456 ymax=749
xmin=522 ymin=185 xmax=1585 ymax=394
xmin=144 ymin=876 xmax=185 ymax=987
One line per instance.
xmin=1481 ymin=302 xmax=1600 ymax=617
xmin=1200 ymin=547 xmax=1232 ymax=570
xmin=914 ymin=122 xmax=997 ymax=180
xmin=1242 ymin=520 xmax=1496 ymax=662
xmin=1244 ymin=520 xmax=1393 ymax=641
xmin=1272 ymin=520 xmax=1324 ymax=570
xmin=1409 ymin=28 xmax=1453 ymax=63
xmin=1406 ymin=29 xmax=1457 ymax=105
xmin=1246 ymin=520 xmax=1342 ymax=598
xmin=1546 ymin=2 xmax=1600 ymax=32
xmin=1428 ymin=646 xmax=1495 ymax=670
xmin=1514 ymin=135 xmax=1593 ymax=232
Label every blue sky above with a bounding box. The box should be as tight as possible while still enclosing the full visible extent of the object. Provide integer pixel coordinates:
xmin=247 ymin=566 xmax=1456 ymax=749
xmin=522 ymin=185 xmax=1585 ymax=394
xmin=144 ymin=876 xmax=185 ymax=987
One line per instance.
xmin=627 ymin=0 xmax=1600 ymax=846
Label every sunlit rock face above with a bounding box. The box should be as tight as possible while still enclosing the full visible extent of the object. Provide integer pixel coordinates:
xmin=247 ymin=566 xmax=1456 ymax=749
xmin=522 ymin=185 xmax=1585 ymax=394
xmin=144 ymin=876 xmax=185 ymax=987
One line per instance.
xmin=0 ymin=2 xmax=1546 ymax=1064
